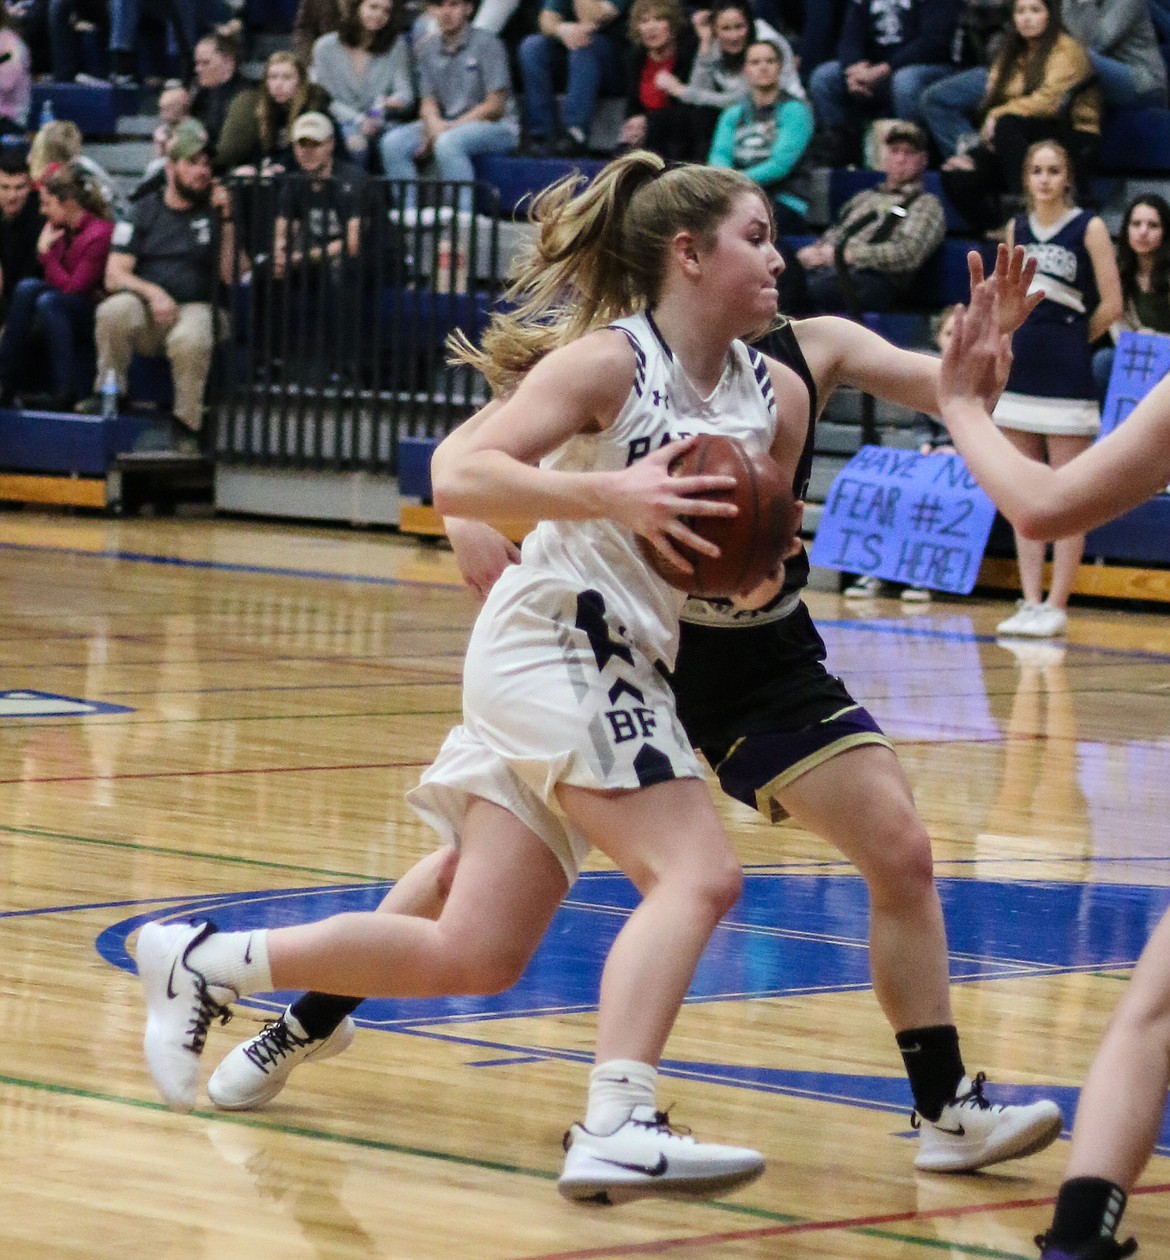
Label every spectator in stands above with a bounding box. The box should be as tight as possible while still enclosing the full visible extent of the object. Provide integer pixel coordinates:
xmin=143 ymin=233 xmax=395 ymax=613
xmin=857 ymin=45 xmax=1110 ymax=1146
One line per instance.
xmin=786 ymin=120 xmax=945 ymax=315
xmin=107 ymin=0 xmax=195 ymax=85
xmin=0 ymin=2 xmax=30 ymax=132
xmin=653 ymin=1 xmax=800 ymax=160
xmin=0 ymin=149 xmax=42 ymax=323
xmin=274 ymin=111 xmax=364 ymax=279
xmin=807 ymin=0 xmax=961 ymax=164
xmin=935 ymin=0 xmax=1100 ymax=236
xmin=615 ymin=0 xmax=696 ymax=159
xmin=311 ymin=0 xmax=415 ymax=167
xmin=992 ymin=139 xmax=1121 ymax=639
xmin=82 ymin=119 xmax=235 ymax=443
xmin=1061 ymin=0 xmax=1167 ymax=109
xmin=0 ymin=160 xmax=112 ymax=408
xmin=1091 ymin=193 xmax=1170 ymax=404
xmin=379 ymin=0 xmax=517 ymax=204
xmin=293 ymin=0 xmax=344 ymax=68
xmin=130 ymin=80 xmax=192 ymax=193
xmin=518 ymin=0 xmax=631 ymax=156
xmin=16 ymin=0 xmax=107 ymax=83
xmin=269 ymin=110 xmax=369 ymax=381
xmin=217 ymin=51 xmax=332 ymax=174
xmin=707 ymin=38 xmax=813 ymax=231
xmin=190 ymin=20 xmax=249 ymax=148
xmin=794 ymin=0 xmax=847 ymax=81
xmin=29 ymin=118 xmax=127 ymax=216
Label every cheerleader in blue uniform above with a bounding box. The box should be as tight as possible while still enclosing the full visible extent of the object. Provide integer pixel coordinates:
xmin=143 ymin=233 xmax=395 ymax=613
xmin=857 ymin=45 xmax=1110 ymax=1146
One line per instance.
xmin=993 ymin=140 xmax=1121 ymax=638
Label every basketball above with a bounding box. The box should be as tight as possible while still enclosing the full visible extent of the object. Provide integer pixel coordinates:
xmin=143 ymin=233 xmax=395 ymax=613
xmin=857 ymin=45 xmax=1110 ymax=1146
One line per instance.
xmin=642 ymin=433 xmax=799 ymax=598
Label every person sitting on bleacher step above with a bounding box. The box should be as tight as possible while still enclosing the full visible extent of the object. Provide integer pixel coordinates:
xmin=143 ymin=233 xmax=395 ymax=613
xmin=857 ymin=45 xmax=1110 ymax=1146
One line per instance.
xmin=0 ymin=158 xmax=112 ymax=410
xmin=518 ymin=0 xmax=630 ymax=156
xmin=78 ymin=119 xmax=237 ymax=446
xmin=784 ymin=120 xmax=945 ymax=317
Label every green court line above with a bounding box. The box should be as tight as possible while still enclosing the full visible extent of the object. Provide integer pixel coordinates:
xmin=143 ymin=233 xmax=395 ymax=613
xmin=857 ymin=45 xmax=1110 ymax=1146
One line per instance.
xmin=0 ymin=1068 xmax=1033 ymax=1256
xmin=0 ymin=823 xmax=388 ymax=883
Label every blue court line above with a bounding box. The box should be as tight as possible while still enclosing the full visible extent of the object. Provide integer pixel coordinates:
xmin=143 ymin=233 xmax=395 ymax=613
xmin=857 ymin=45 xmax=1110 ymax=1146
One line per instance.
xmin=6 ymin=535 xmax=1170 ymax=666
xmin=0 ymin=540 xmax=451 ymax=590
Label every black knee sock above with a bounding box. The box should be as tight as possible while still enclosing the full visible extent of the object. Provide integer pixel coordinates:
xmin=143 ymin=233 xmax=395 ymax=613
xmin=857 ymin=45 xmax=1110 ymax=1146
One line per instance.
xmin=1048 ymin=1177 xmax=1128 ymax=1247
xmin=896 ymin=1024 xmax=965 ymax=1122
xmin=289 ymin=992 xmax=362 ymax=1040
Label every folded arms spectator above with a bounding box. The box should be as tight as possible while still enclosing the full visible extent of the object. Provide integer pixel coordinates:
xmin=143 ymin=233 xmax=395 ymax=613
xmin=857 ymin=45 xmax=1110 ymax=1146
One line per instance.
xmin=808 ymin=0 xmax=961 ymax=163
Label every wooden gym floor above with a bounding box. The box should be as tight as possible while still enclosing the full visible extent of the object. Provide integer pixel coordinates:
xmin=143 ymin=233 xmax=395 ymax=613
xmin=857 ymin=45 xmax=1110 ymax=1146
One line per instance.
xmin=2 ymin=511 xmax=1169 ymax=1259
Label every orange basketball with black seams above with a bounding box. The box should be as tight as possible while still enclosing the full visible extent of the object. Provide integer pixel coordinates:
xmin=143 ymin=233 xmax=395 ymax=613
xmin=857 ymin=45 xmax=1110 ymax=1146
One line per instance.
xmin=641 ymin=433 xmax=799 ymax=598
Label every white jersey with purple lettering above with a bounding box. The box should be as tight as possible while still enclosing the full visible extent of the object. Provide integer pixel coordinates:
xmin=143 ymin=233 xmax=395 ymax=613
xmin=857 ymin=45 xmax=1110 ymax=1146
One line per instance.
xmin=520 ymin=309 xmax=779 ymax=668
xmin=407 ymin=310 xmax=778 ymax=881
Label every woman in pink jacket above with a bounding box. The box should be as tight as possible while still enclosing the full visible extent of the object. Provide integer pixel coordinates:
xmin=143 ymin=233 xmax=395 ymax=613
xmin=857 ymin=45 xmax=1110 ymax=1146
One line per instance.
xmin=0 ymin=161 xmax=114 ymax=409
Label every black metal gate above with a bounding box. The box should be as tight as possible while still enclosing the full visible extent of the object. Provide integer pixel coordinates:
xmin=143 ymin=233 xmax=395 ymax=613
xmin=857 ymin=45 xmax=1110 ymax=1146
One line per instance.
xmin=212 ymin=175 xmax=510 ymax=474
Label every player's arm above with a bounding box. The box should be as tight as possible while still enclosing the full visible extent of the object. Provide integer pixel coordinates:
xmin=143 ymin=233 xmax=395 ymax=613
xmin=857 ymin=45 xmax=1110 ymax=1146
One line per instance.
xmin=440 ymin=401 xmax=524 ymax=599
xmin=942 ymin=283 xmax=1170 ymax=537
xmin=794 ymin=315 xmax=944 ymax=416
xmin=432 ymin=332 xmax=737 ymax=565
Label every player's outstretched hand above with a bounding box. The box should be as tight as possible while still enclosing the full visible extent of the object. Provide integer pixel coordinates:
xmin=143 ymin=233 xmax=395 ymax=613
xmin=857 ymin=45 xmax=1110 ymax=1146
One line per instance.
xmin=968 ymin=243 xmax=1041 ymax=334
xmin=612 ymin=437 xmax=737 ymax=575
xmin=940 ymin=284 xmax=1011 ymax=429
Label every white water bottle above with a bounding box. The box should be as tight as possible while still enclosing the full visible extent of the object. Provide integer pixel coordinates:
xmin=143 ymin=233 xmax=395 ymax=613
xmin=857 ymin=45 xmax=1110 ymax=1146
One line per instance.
xmin=100 ymin=368 xmax=118 ymax=419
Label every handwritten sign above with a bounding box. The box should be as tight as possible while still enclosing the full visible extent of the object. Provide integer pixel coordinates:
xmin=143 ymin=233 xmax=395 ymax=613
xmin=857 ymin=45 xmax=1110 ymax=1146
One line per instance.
xmin=1101 ymin=330 xmax=1170 ymax=437
xmin=809 ymin=445 xmax=997 ymax=594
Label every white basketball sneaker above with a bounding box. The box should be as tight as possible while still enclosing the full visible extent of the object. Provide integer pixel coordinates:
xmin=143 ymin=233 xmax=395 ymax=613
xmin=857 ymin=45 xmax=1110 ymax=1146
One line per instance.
xmin=137 ymin=920 xmax=235 ymax=1113
xmin=914 ymin=1072 xmax=1063 ymax=1172
xmin=207 ymin=1008 xmax=357 ymax=1110
xmin=558 ymin=1106 xmax=765 ymax=1205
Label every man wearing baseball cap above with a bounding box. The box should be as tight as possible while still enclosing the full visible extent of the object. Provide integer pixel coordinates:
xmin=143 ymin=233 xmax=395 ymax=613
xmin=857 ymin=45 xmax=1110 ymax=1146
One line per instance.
xmin=81 ymin=117 xmax=237 ymax=443
xmin=789 ymin=118 xmax=945 ymax=315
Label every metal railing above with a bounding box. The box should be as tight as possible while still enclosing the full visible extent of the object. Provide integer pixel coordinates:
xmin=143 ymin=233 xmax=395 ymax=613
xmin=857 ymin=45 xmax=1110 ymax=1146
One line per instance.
xmin=212 ymin=175 xmax=512 ymax=474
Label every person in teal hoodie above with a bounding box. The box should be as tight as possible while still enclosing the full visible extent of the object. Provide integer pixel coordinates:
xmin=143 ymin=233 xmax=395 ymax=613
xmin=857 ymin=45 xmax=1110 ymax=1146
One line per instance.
xmin=707 ymin=39 xmax=813 ymax=233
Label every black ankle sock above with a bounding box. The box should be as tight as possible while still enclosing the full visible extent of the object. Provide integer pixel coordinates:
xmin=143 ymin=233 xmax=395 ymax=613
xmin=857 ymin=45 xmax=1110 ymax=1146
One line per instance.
xmin=896 ymin=1024 xmax=964 ymax=1122
xmin=1048 ymin=1177 xmax=1128 ymax=1247
xmin=289 ymin=992 xmax=362 ymax=1040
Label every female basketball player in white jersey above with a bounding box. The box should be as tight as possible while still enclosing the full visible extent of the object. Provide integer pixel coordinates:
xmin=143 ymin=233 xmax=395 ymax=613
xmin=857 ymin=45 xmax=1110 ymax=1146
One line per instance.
xmin=939 ymin=263 xmax=1170 ymax=1260
xmin=207 ymin=244 xmax=1070 ymax=1185
xmin=135 ymin=151 xmax=808 ymax=1204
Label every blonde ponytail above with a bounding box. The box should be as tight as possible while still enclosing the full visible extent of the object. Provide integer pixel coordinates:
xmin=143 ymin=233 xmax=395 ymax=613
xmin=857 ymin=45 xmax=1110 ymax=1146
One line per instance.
xmin=452 ymin=152 xmax=764 ymax=396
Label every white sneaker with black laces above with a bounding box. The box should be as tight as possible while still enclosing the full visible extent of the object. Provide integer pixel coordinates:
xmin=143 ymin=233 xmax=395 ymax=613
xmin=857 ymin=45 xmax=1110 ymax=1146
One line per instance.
xmin=558 ymin=1105 xmax=765 ymax=1204
xmin=914 ymin=1072 xmax=1063 ymax=1172
xmin=137 ymin=920 xmax=235 ymax=1113
xmin=207 ymin=1008 xmax=357 ymax=1110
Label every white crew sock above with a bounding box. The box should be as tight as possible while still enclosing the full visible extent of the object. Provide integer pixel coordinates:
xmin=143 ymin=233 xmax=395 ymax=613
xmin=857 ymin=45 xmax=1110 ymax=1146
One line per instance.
xmin=189 ymin=927 xmax=273 ymax=998
xmin=585 ymin=1059 xmax=658 ymax=1134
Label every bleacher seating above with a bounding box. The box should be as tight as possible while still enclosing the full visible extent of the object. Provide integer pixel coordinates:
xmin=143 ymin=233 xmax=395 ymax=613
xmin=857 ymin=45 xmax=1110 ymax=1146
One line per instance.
xmin=472 ymin=154 xmax=606 ymax=217
xmin=30 ymin=82 xmax=140 ymax=139
xmin=1098 ymin=106 xmax=1170 ymax=176
xmin=0 ymin=407 xmax=149 ymax=477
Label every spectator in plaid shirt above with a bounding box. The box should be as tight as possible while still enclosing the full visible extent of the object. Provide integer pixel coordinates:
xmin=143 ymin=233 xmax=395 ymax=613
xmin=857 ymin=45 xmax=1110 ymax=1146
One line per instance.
xmin=786 ymin=120 xmax=945 ymax=315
